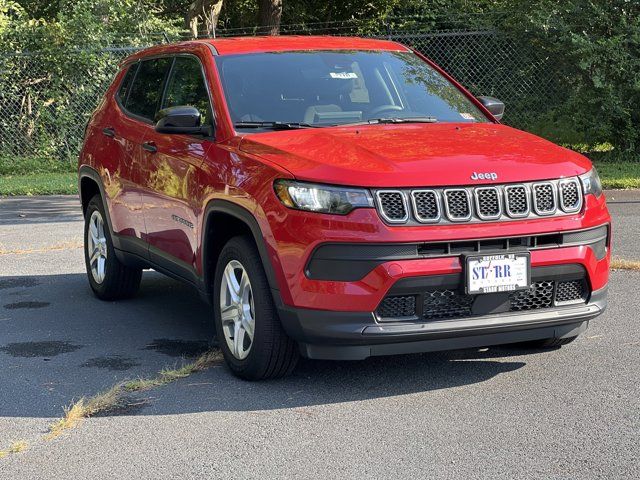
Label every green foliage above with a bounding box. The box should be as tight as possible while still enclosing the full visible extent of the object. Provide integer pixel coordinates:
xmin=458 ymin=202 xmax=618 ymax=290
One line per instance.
xmin=0 ymin=0 xmax=182 ymax=160
xmin=499 ymin=0 xmax=640 ymax=153
xmin=0 ymin=0 xmax=638 ymax=164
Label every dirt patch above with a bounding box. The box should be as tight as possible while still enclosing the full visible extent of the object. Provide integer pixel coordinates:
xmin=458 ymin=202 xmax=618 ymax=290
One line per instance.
xmin=143 ymin=338 xmax=209 ymax=358
xmin=0 ymin=341 xmax=82 ymax=357
xmin=4 ymin=301 xmax=50 ymax=310
xmin=81 ymin=356 xmax=140 ymax=371
xmin=0 ymin=278 xmax=40 ymax=290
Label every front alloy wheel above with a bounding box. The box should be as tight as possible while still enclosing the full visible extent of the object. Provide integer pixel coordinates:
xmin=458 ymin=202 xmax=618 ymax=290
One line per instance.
xmin=212 ymin=235 xmax=299 ymax=380
xmin=219 ymin=260 xmax=255 ymax=360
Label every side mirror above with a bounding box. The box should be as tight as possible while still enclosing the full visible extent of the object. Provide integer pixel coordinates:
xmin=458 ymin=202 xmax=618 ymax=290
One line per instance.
xmin=155 ymin=106 xmax=211 ymax=135
xmin=477 ymin=96 xmax=505 ymax=121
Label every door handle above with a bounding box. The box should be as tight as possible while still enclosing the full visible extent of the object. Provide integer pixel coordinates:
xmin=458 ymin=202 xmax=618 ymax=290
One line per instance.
xmin=142 ymin=141 xmax=157 ymax=153
xmin=102 ymin=127 xmax=115 ymax=137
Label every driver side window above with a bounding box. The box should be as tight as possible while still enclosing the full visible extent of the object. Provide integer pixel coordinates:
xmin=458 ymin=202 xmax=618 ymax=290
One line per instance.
xmin=163 ymin=56 xmax=213 ymax=126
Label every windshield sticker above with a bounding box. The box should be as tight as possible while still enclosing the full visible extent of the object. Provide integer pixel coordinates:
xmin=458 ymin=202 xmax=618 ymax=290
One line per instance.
xmin=329 ymin=72 xmax=358 ymax=79
xmin=460 ymin=113 xmax=475 ymax=120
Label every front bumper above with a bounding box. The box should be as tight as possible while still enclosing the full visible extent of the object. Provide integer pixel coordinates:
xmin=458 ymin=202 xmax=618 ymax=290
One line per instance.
xmin=276 ymin=285 xmax=607 ymax=360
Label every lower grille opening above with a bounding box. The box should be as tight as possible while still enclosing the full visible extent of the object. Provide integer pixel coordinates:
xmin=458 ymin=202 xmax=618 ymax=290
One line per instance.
xmin=376 ymin=276 xmax=589 ymax=322
xmin=555 ymin=280 xmax=587 ymax=304
xmin=376 ymin=296 xmax=416 ymax=319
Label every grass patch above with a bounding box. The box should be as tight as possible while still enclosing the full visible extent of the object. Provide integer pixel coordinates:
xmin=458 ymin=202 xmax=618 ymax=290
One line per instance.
xmin=0 ymin=441 xmax=28 ymax=459
xmin=0 ymin=156 xmax=76 ymax=196
xmin=610 ymin=257 xmax=640 ymax=271
xmin=0 ymin=172 xmax=77 ymax=196
xmin=593 ymin=161 xmax=640 ymax=190
xmin=46 ymin=350 xmax=222 ymax=439
xmin=0 ymin=156 xmax=75 ymax=176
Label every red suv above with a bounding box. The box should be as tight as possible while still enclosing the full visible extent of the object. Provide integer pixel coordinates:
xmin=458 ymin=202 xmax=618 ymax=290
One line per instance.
xmin=79 ymin=36 xmax=610 ymax=379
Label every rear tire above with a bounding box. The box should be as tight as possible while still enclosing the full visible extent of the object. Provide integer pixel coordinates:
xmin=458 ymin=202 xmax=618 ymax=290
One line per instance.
xmin=213 ymin=235 xmax=299 ymax=380
xmin=84 ymin=194 xmax=142 ymax=300
xmin=519 ymin=336 xmax=577 ymax=349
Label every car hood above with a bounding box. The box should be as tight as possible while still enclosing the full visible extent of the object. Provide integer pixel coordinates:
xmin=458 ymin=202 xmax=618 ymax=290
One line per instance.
xmin=238 ymin=123 xmax=592 ymax=187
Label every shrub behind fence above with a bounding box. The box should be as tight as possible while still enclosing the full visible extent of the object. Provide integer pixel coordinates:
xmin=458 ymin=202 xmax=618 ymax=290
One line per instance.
xmin=0 ymin=22 xmax=561 ymax=161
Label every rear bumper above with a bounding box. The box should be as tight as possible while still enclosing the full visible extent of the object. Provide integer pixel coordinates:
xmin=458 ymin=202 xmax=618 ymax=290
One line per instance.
xmin=276 ymin=285 xmax=607 ymax=360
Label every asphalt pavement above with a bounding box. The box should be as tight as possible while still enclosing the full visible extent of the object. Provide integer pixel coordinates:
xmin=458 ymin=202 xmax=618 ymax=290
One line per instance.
xmin=0 ymin=193 xmax=638 ymax=479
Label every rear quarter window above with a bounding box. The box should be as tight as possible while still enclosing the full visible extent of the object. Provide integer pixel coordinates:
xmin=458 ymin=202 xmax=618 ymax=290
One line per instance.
xmin=125 ymin=57 xmax=172 ymax=120
xmin=116 ymin=63 xmax=138 ymax=105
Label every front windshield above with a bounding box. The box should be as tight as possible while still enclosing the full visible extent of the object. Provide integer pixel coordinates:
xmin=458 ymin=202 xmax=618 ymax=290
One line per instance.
xmin=215 ymin=50 xmax=489 ymax=129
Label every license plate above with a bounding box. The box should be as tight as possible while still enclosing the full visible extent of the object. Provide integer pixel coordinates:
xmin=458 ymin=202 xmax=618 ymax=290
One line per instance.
xmin=466 ymin=253 xmax=530 ymax=294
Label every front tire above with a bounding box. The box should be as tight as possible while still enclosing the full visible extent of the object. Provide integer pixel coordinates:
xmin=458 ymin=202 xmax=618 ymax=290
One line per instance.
xmin=213 ymin=235 xmax=299 ymax=380
xmin=84 ymin=194 xmax=142 ymax=300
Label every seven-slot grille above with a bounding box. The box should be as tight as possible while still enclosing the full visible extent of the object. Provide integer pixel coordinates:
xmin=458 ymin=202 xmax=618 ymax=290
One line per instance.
xmin=374 ymin=178 xmax=582 ymax=225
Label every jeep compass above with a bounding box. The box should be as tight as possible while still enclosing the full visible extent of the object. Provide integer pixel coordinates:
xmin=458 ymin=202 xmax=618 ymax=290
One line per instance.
xmin=78 ymin=36 xmax=610 ymax=379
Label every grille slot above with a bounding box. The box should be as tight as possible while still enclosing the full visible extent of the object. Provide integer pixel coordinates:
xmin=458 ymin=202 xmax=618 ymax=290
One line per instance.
xmin=555 ymin=280 xmax=585 ymax=303
xmin=504 ymin=185 xmax=529 ymax=217
xmin=475 ymin=187 xmax=502 ymax=219
xmin=559 ymin=179 xmax=582 ymax=212
xmin=532 ymin=183 xmax=557 ymax=215
xmin=444 ymin=189 xmax=472 ymax=221
xmin=411 ymin=190 xmax=440 ymax=222
xmin=375 ymin=191 xmax=408 ymax=223
xmin=376 ymin=296 xmax=416 ymax=319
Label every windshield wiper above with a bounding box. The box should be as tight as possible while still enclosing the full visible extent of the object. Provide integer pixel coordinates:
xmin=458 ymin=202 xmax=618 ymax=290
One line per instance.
xmin=234 ymin=121 xmax=322 ymax=130
xmin=342 ymin=116 xmax=438 ymax=127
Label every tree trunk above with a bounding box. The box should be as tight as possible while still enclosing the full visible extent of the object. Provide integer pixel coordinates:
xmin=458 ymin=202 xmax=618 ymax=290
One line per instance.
xmin=258 ymin=0 xmax=283 ymax=35
xmin=185 ymin=0 xmax=224 ymax=38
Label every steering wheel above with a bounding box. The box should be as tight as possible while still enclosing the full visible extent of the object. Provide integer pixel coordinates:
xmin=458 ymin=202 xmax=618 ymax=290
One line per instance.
xmin=369 ymin=105 xmax=404 ymax=116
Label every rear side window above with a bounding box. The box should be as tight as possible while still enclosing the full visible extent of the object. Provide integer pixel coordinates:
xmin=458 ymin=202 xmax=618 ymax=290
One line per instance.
xmin=125 ymin=57 xmax=172 ymax=120
xmin=116 ymin=63 xmax=138 ymax=105
xmin=162 ymin=56 xmax=213 ymax=126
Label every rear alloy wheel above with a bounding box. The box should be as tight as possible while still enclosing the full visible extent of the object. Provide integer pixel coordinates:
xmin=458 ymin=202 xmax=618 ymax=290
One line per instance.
xmin=213 ymin=235 xmax=299 ymax=380
xmin=84 ymin=194 xmax=142 ymax=300
xmin=87 ymin=210 xmax=108 ymax=284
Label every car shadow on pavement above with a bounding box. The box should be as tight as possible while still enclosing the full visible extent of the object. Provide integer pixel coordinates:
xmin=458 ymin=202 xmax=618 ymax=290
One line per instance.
xmin=0 ymin=272 xmax=528 ymax=418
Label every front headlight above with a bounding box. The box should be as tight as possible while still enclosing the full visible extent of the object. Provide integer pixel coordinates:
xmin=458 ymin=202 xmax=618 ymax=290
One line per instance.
xmin=579 ymin=167 xmax=603 ymax=198
xmin=274 ymin=180 xmax=373 ymax=214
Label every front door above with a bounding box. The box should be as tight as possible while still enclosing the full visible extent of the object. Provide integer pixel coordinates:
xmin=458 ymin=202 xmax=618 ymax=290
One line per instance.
xmin=141 ymin=54 xmax=215 ymax=278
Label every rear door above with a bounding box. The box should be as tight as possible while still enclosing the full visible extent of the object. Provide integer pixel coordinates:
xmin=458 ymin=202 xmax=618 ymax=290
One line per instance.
xmin=92 ymin=62 xmax=148 ymax=247
xmin=109 ymin=56 xmax=173 ymax=255
xmin=140 ymin=54 xmax=215 ymax=277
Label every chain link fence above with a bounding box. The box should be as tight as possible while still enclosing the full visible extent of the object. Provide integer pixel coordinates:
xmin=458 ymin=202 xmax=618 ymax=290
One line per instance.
xmin=0 ymin=21 xmax=561 ymax=161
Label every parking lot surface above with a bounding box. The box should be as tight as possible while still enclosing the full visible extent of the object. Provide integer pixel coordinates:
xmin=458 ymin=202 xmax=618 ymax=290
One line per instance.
xmin=0 ymin=194 xmax=638 ymax=479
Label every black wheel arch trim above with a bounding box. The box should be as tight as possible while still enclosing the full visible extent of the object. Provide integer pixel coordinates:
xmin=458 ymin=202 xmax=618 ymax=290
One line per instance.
xmin=78 ymin=165 xmax=123 ymax=251
xmin=202 ymin=199 xmax=281 ymax=296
